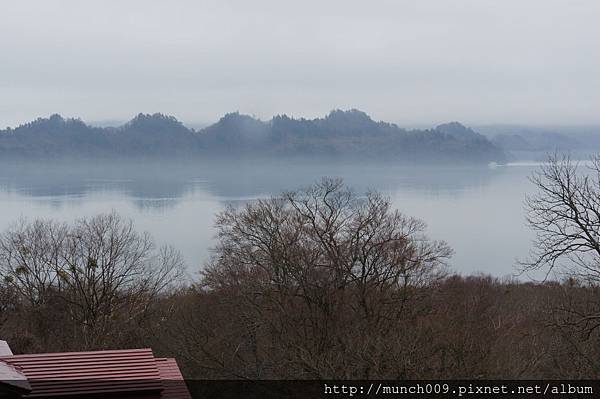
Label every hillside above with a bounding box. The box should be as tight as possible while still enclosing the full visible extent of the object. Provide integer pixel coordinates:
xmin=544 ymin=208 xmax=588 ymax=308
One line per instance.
xmin=476 ymin=124 xmax=600 ymax=152
xmin=0 ymin=110 xmax=505 ymax=163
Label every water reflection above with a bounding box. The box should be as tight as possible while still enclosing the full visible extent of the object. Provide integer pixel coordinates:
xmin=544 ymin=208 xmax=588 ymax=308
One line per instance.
xmin=0 ymin=159 xmax=503 ymax=205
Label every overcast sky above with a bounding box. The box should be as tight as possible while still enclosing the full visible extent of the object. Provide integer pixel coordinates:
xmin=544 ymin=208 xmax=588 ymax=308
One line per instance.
xmin=1 ymin=0 xmax=599 ymax=128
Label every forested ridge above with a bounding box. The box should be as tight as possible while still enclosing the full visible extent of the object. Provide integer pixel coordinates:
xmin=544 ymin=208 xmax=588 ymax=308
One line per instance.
xmin=0 ymin=110 xmax=505 ymax=162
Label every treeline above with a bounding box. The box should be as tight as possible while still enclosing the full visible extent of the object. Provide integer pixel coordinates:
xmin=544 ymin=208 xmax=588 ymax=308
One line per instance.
xmin=2 ymin=263 xmax=597 ymax=379
xmin=2 ymin=176 xmax=600 ymax=379
xmin=162 ymin=275 xmax=599 ymax=379
xmin=0 ymin=110 xmax=505 ymax=163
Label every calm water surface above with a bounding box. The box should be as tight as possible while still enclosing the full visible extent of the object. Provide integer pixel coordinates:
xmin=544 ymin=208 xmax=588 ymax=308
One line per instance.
xmin=0 ymin=159 xmax=541 ymax=279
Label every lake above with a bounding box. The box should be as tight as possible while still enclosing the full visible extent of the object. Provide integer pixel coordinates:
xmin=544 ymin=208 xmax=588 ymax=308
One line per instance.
xmin=0 ymin=159 xmax=542 ymax=280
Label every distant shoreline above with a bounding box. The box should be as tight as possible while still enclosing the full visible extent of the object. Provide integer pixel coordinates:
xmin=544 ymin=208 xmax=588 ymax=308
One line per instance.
xmin=0 ymin=110 xmax=506 ymax=163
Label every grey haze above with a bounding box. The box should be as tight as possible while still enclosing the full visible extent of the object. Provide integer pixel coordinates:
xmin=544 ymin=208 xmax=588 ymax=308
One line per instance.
xmin=1 ymin=0 xmax=599 ymax=127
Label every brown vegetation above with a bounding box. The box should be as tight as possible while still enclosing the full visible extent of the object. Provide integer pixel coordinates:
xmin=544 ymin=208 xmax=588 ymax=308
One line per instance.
xmin=0 ymin=213 xmax=183 ymax=352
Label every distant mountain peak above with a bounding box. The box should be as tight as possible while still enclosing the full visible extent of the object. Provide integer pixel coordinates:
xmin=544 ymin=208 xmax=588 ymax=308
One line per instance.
xmin=30 ymin=114 xmax=87 ymax=130
xmin=320 ymin=109 xmax=379 ymax=135
xmin=217 ymin=112 xmax=261 ymax=124
xmin=128 ymin=112 xmax=180 ymax=124
xmin=48 ymin=113 xmax=65 ymax=123
xmin=437 ymin=121 xmax=465 ymax=129
xmin=325 ymin=109 xmax=374 ymax=123
xmin=123 ymin=113 xmax=186 ymax=132
xmin=436 ymin=122 xmax=481 ymax=140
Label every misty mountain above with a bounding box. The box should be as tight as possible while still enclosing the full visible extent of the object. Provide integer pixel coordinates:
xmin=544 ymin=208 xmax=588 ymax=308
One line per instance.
xmin=201 ymin=112 xmax=270 ymax=149
xmin=492 ymin=131 xmax=581 ymax=152
xmin=492 ymin=132 xmax=581 ymax=152
xmin=0 ymin=114 xmax=110 ymax=157
xmin=435 ymin=122 xmax=482 ymax=140
xmin=476 ymin=125 xmax=600 ymax=153
xmin=108 ymin=113 xmax=199 ymax=156
xmin=0 ymin=110 xmax=505 ymax=163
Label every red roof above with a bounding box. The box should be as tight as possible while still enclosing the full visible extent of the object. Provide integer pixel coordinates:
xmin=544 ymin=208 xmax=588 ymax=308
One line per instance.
xmin=155 ymin=358 xmax=192 ymax=399
xmin=0 ymin=348 xmax=190 ymax=398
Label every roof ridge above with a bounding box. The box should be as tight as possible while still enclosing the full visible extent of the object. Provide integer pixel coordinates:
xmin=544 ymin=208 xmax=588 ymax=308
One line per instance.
xmin=0 ymin=348 xmax=154 ymax=359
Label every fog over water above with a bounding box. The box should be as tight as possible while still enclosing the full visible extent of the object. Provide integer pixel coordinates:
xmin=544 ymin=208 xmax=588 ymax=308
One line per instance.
xmin=0 ymin=159 xmax=541 ymax=279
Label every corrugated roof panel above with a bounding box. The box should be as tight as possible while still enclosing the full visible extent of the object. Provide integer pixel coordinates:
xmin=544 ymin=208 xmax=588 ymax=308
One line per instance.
xmin=155 ymin=358 xmax=192 ymax=399
xmin=0 ymin=348 xmax=163 ymax=398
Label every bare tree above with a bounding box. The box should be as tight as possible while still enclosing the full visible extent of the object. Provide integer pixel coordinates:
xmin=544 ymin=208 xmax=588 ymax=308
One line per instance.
xmin=0 ymin=281 xmax=17 ymax=329
xmin=0 ymin=219 xmax=66 ymax=306
xmin=524 ymin=154 xmax=600 ymax=281
xmin=192 ymin=178 xmax=452 ymax=378
xmin=0 ymin=212 xmax=184 ymax=350
xmin=525 ymin=154 xmax=600 ymax=375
